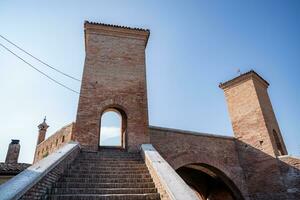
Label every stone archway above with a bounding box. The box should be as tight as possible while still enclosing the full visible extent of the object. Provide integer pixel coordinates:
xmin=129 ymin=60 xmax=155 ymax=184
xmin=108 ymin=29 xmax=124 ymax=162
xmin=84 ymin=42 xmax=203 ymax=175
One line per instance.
xmin=176 ymin=163 xmax=245 ymax=200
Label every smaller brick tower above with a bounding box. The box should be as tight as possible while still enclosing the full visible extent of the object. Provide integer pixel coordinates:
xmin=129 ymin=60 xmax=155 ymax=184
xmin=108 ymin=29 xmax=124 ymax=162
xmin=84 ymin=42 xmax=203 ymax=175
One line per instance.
xmin=5 ymin=139 xmax=20 ymax=164
xmin=220 ymin=70 xmax=287 ymax=198
xmin=219 ymin=70 xmax=287 ymax=157
xmin=37 ymin=117 xmax=49 ymax=145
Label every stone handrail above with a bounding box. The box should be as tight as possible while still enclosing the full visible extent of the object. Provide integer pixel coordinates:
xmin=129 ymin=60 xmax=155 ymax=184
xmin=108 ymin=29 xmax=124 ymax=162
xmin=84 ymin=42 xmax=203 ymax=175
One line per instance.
xmin=141 ymin=144 xmax=199 ymax=200
xmin=0 ymin=141 xmax=80 ymax=200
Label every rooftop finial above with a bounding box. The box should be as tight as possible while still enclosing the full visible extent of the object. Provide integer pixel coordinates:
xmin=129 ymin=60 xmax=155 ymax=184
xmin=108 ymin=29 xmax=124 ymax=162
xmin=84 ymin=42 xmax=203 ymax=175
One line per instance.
xmin=237 ymin=68 xmax=241 ymax=76
xmin=38 ymin=116 xmax=49 ymax=131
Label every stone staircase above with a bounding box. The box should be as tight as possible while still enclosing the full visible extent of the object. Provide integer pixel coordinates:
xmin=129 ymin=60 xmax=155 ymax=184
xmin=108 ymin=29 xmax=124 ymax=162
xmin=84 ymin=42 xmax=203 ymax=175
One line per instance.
xmin=46 ymin=149 xmax=160 ymax=200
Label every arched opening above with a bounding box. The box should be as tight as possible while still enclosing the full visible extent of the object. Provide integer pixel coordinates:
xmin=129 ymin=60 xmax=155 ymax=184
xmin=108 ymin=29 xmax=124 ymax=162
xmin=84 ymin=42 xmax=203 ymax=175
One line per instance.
xmin=99 ymin=108 xmax=127 ymax=149
xmin=176 ymin=164 xmax=244 ymax=200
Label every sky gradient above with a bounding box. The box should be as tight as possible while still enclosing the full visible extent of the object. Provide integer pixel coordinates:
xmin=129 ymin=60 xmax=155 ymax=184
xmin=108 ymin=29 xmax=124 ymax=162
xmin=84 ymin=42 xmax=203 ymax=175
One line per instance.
xmin=0 ymin=0 xmax=299 ymax=163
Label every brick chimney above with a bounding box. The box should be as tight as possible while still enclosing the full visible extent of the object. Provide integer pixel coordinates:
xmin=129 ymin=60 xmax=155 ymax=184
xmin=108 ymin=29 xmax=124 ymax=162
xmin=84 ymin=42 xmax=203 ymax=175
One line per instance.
xmin=5 ymin=139 xmax=20 ymax=163
xmin=37 ymin=117 xmax=49 ymax=145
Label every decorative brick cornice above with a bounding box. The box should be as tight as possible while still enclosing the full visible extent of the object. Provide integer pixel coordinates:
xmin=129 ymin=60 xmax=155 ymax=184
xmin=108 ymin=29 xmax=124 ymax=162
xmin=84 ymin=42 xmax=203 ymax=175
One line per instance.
xmin=219 ymin=70 xmax=269 ymax=90
xmin=85 ymin=21 xmax=150 ymax=32
xmin=84 ymin=21 xmax=150 ymax=47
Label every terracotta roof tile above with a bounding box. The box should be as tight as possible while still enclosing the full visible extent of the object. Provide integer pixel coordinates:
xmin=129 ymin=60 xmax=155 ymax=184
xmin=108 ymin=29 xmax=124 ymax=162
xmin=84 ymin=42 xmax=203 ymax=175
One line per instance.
xmin=219 ymin=70 xmax=269 ymax=89
xmin=84 ymin=21 xmax=150 ymax=33
xmin=0 ymin=163 xmax=30 ymax=175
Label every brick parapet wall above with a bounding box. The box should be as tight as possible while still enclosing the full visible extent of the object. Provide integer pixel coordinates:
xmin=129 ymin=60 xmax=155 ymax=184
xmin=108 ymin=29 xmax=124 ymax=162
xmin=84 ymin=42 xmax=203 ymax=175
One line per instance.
xmin=34 ymin=123 xmax=75 ymax=163
xmin=21 ymin=145 xmax=80 ymax=200
xmin=278 ymin=156 xmax=300 ymax=199
xmin=149 ymin=126 xmax=250 ymax=200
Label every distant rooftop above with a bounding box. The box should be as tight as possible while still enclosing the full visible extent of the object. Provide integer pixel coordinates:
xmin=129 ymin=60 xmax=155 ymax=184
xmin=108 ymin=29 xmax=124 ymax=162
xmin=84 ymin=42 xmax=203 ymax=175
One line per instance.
xmin=0 ymin=163 xmax=30 ymax=175
xmin=219 ymin=70 xmax=269 ymax=89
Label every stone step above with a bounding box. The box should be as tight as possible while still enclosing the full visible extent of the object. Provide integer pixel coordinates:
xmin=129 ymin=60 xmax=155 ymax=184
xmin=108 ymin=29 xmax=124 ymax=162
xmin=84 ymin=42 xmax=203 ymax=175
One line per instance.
xmin=54 ymin=182 xmax=155 ymax=189
xmin=66 ymin=169 xmax=149 ymax=175
xmin=64 ymin=174 xmax=151 ymax=179
xmin=47 ymin=193 xmax=160 ymax=200
xmin=59 ymin=177 xmax=153 ymax=183
xmin=50 ymin=187 xmax=157 ymax=194
xmin=76 ymin=159 xmax=145 ymax=164
xmin=65 ymin=170 xmax=149 ymax=176
xmin=70 ymin=166 xmax=148 ymax=171
xmin=72 ymin=163 xmax=146 ymax=167
xmin=79 ymin=153 xmax=141 ymax=157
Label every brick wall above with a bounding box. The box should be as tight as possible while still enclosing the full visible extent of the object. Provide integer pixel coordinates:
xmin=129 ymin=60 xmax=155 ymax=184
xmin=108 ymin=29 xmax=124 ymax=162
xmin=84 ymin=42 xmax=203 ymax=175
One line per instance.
xmin=279 ymin=156 xmax=300 ymax=199
xmin=21 ymin=145 xmax=80 ymax=200
xmin=34 ymin=123 xmax=75 ymax=163
xmin=149 ymin=126 xmax=249 ymax=199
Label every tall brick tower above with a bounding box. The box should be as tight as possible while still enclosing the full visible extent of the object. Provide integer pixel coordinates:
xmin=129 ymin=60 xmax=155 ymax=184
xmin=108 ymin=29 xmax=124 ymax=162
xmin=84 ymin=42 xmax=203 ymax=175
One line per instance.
xmin=220 ymin=70 xmax=287 ymax=198
xmin=74 ymin=21 xmax=150 ymax=152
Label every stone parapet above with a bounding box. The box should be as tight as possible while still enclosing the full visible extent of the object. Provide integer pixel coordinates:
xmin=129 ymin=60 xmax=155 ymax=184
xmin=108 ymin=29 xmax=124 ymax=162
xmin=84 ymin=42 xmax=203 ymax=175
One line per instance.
xmin=141 ymin=144 xmax=199 ymax=200
xmin=0 ymin=141 xmax=80 ymax=200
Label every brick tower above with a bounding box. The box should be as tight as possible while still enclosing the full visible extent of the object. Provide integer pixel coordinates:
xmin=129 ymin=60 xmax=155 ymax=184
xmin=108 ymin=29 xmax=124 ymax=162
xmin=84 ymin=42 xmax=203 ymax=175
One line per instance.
xmin=220 ymin=70 xmax=287 ymax=198
xmin=73 ymin=21 xmax=150 ymax=152
xmin=219 ymin=70 xmax=287 ymax=157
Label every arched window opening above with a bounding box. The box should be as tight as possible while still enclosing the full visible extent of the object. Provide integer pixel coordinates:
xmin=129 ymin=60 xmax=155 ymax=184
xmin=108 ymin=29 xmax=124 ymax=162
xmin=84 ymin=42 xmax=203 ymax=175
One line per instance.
xmin=62 ymin=135 xmax=65 ymax=143
xmin=99 ymin=109 xmax=125 ymax=148
xmin=273 ymin=130 xmax=285 ymax=156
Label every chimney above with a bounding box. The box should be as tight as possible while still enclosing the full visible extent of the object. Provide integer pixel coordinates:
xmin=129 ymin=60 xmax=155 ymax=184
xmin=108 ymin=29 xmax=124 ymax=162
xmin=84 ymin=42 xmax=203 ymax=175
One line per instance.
xmin=5 ymin=139 xmax=20 ymax=163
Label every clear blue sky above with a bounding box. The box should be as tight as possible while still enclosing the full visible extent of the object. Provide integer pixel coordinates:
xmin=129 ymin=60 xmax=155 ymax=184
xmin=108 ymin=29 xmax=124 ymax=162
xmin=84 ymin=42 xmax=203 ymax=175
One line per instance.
xmin=0 ymin=0 xmax=299 ymax=163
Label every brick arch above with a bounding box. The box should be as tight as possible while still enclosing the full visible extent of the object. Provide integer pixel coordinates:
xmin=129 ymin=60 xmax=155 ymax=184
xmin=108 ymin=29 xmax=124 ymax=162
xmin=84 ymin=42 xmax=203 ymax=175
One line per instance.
xmin=163 ymin=151 xmax=248 ymax=199
xmin=176 ymin=162 xmax=245 ymax=200
xmin=98 ymin=105 xmax=128 ymax=149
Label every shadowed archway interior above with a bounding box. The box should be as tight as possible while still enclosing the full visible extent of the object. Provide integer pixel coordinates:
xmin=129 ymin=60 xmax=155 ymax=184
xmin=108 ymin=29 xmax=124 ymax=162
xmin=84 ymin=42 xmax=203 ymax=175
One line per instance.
xmin=176 ymin=164 xmax=244 ymax=200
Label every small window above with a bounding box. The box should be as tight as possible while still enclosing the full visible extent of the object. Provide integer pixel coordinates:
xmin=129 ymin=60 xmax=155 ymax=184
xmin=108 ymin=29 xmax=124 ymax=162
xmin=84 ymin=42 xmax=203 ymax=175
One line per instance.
xmin=62 ymin=135 xmax=65 ymax=143
xmin=56 ymin=139 xmax=58 ymax=146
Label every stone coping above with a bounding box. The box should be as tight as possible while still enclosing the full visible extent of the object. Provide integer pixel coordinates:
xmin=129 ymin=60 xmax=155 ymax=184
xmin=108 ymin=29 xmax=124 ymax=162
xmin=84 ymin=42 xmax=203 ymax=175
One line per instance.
xmin=149 ymin=125 xmax=234 ymax=140
xmin=0 ymin=141 xmax=80 ymax=200
xmin=141 ymin=144 xmax=199 ymax=200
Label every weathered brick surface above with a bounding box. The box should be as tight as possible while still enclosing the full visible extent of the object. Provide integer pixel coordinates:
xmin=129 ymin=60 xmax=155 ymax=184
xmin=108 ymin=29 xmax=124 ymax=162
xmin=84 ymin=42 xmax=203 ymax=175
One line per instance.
xmin=279 ymin=156 xmax=300 ymax=199
xmin=220 ymin=71 xmax=288 ymax=199
xmin=20 ymin=145 xmax=80 ymax=200
xmin=73 ymin=22 xmax=150 ymax=152
xmin=149 ymin=126 xmax=249 ymax=200
xmin=5 ymin=140 xmax=20 ymax=164
xmin=27 ymin=23 xmax=300 ymax=200
xmin=34 ymin=123 xmax=75 ymax=163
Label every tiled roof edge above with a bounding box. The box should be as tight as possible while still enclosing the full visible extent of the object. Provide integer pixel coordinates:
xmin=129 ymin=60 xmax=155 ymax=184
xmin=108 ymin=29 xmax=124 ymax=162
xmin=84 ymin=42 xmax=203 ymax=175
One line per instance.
xmin=84 ymin=21 xmax=150 ymax=33
xmin=219 ymin=70 xmax=269 ymax=89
